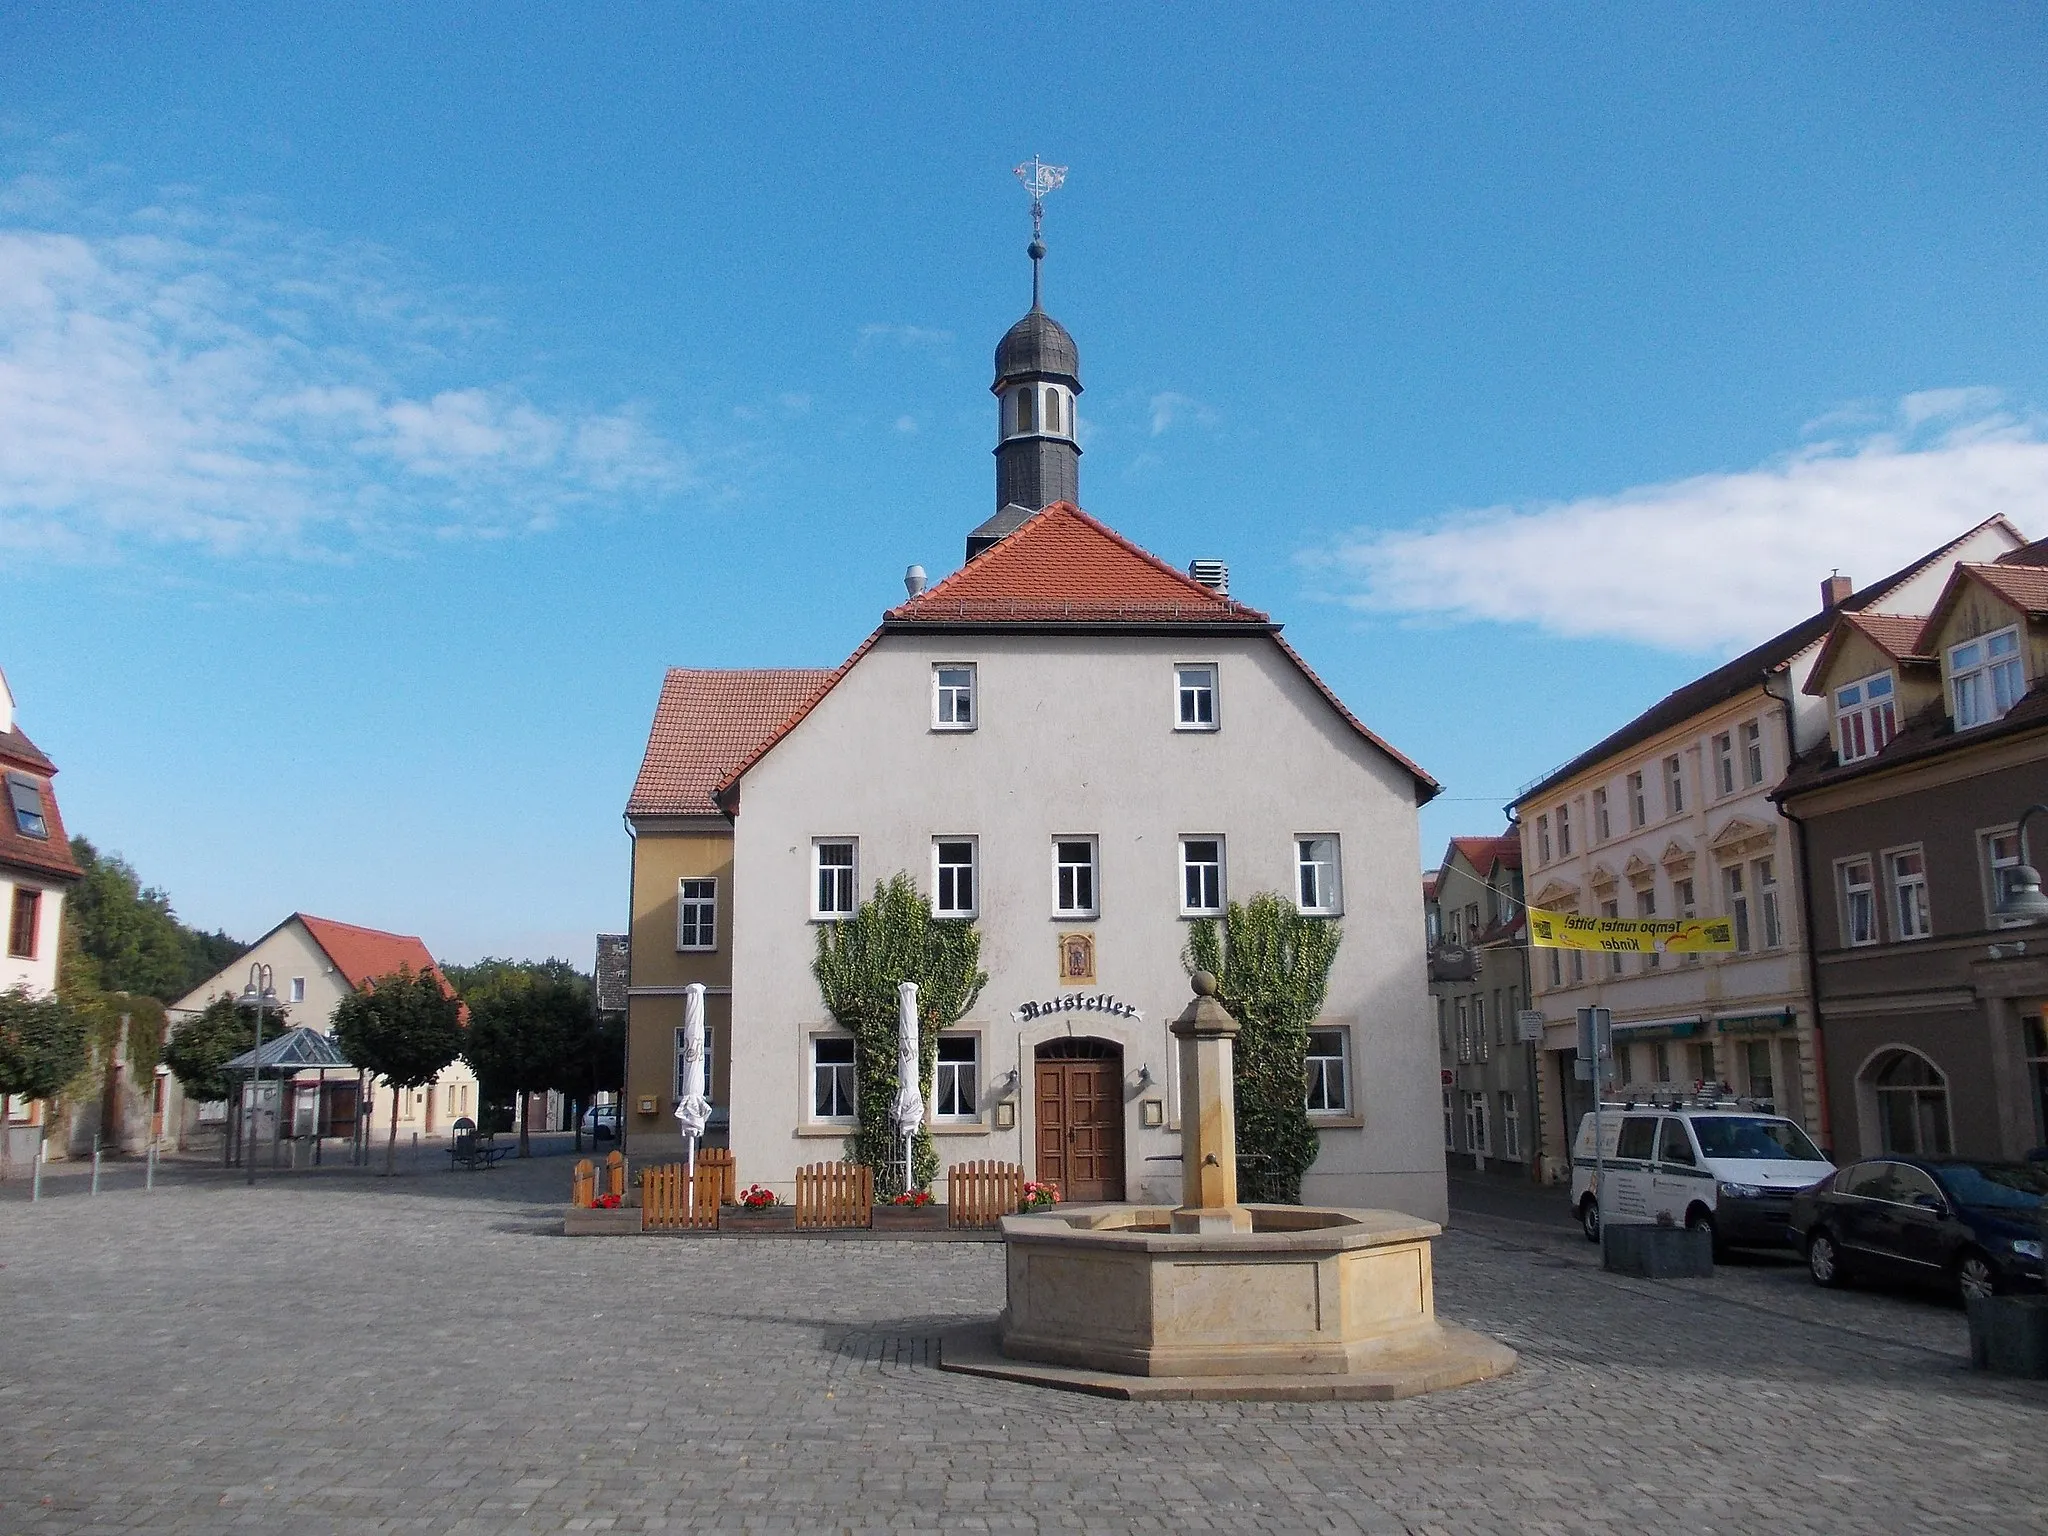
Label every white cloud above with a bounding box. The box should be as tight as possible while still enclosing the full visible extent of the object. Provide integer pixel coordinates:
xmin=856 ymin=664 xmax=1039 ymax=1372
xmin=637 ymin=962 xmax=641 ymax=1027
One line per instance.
xmin=0 ymin=178 xmax=694 ymax=560
xmin=894 ymin=414 xmax=918 ymax=434
xmin=1147 ymin=390 xmax=1217 ymax=436
xmin=857 ymin=323 xmax=953 ymax=354
xmin=1307 ymin=392 xmax=2047 ymax=653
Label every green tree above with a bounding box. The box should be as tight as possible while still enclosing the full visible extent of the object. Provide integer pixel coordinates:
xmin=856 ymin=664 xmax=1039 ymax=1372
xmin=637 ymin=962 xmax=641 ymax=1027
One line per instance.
xmin=63 ymin=837 xmax=247 ymax=1001
xmin=457 ymin=959 xmax=591 ymax=1156
xmin=161 ymin=995 xmax=283 ymax=1104
xmin=1185 ymin=893 xmax=1342 ymax=1205
xmin=332 ymin=969 xmax=464 ymax=1172
xmin=0 ymin=986 xmax=87 ymax=1157
xmin=812 ymin=874 xmax=987 ymax=1195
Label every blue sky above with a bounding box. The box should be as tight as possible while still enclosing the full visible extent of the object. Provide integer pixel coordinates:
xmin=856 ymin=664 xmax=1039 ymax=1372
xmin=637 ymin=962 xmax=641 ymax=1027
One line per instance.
xmin=3 ymin=6 xmax=2046 ymax=963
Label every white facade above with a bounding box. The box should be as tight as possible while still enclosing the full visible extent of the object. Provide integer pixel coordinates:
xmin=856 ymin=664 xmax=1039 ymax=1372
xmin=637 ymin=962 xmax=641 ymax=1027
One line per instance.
xmin=727 ymin=628 xmax=1447 ymax=1221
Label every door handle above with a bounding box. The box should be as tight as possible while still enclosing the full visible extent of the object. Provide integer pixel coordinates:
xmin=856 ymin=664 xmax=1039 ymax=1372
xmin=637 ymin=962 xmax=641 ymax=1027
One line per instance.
xmin=1067 ymin=1128 xmax=1076 ymax=1142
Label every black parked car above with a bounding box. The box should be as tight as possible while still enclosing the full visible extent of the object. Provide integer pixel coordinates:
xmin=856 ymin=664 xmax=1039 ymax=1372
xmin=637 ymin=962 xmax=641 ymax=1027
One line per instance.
xmin=1789 ymin=1156 xmax=2048 ymax=1301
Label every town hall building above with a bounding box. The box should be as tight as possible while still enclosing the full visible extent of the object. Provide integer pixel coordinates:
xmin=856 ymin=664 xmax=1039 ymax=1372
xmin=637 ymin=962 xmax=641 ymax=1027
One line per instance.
xmin=622 ymin=229 xmax=1448 ymax=1219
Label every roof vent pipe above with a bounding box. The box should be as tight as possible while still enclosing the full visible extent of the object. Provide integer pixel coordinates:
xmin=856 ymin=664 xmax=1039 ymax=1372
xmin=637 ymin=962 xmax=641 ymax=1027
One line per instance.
xmin=1188 ymin=559 xmax=1229 ymax=595
xmin=1821 ymin=572 xmax=1852 ymax=611
xmin=904 ymin=564 xmax=927 ymax=598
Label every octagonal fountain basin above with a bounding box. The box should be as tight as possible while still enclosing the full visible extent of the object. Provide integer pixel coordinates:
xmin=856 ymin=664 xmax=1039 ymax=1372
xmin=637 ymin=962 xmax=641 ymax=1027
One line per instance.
xmin=999 ymin=1204 xmax=1481 ymax=1380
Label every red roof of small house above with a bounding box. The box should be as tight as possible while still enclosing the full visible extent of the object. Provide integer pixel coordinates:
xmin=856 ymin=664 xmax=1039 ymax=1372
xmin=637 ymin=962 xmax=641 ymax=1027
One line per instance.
xmin=628 ymin=667 xmax=837 ymax=819
xmin=887 ymin=502 xmax=1271 ymax=625
xmin=0 ymin=725 xmax=82 ymax=883
xmin=1448 ymin=835 xmax=1520 ymax=874
xmin=297 ymin=915 xmax=449 ymax=994
xmin=1915 ymin=562 xmax=2048 ymax=654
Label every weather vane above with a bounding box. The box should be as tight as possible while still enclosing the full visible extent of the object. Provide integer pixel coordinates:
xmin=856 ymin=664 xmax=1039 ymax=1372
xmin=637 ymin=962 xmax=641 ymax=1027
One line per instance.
xmin=1014 ymin=156 xmax=1067 ymax=244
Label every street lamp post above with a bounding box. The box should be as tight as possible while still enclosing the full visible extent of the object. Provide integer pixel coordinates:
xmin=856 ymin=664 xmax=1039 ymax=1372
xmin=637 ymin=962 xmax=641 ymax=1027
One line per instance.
xmin=240 ymin=963 xmax=278 ymax=1187
xmin=1994 ymin=805 xmax=2048 ymax=928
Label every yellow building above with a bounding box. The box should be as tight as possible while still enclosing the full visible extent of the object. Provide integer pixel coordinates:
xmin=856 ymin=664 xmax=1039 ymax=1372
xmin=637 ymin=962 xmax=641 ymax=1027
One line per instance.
xmin=621 ymin=670 xmax=830 ymax=1160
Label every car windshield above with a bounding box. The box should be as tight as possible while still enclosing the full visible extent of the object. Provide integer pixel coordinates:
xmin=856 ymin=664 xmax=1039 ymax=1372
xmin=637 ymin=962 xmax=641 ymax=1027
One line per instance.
xmin=1688 ymin=1116 xmax=1826 ymax=1162
xmin=1935 ymin=1162 xmax=2048 ymax=1210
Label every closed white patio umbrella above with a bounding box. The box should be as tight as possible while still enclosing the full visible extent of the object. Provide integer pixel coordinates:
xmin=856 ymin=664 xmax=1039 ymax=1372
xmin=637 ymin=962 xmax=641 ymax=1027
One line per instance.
xmin=672 ymin=982 xmax=712 ymax=1187
xmin=890 ymin=980 xmax=924 ymax=1195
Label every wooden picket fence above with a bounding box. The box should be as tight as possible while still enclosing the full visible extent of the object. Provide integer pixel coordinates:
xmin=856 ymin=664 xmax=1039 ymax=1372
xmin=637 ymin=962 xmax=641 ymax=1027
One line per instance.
xmin=695 ymin=1146 xmax=737 ymax=1207
xmin=947 ymin=1160 xmax=1023 ymax=1228
xmin=795 ymin=1161 xmax=873 ymax=1229
xmin=605 ymin=1150 xmax=627 ymax=1201
xmin=641 ymin=1163 xmax=721 ymax=1231
xmin=570 ymin=1158 xmax=596 ymax=1209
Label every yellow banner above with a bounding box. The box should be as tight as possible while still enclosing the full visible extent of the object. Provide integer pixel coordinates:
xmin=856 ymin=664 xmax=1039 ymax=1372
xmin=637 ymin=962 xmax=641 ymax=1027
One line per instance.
xmin=1525 ymin=906 xmax=1736 ymax=955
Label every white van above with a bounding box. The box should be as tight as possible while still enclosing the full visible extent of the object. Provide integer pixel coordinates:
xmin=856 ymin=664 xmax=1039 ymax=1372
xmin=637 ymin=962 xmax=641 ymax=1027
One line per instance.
xmin=1571 ymin=1105 xmax=1834 ymax=1251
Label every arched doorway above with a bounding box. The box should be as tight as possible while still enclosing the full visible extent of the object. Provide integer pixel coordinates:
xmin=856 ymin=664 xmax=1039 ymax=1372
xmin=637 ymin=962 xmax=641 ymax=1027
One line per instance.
xmin=1869 ymin=1049 xmax=1953 ymax=1156
xmin=1034 ymin=1037 xmax=1126 ymax=1201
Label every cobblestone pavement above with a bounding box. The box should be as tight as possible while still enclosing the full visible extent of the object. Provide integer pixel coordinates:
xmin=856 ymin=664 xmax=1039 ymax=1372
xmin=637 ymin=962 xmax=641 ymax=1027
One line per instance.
xmin=2 ymin=1156 xmax=2045 ymax=1534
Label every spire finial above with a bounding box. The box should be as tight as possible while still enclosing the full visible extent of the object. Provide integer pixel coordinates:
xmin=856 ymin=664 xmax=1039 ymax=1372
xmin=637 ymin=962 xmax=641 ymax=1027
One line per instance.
xmin=1014 ymin=156 xmax=1066 ymax=310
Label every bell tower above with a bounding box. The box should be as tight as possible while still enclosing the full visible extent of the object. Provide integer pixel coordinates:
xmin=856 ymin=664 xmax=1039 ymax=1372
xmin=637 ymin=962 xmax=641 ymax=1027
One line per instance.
xmin=970 ymin=158 xmax=1082 ymax=560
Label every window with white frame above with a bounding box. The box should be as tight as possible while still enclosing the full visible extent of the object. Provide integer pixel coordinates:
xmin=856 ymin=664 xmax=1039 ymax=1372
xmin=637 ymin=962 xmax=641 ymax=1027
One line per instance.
xmin=1834 ymin=672 xmax=1897 ymax=763
xmin=1602 ymin=898 xmax=1622 ymax=974
xmin=1296 ymin=836 xmax=1342 ymax=915
xmin=1841 ymin=857 xmax=1878 ymax=946
xmin=1175 ymin=665 xmax=1218 ymax=730
xmin=1557 ymin=804 xmax=1573 ymax=857
xmin=1492 ymin=988 xmax=1506 ymax=1045
xmin=1724 ymin=865 xmax=1751 ymax=954
xmin=813 ymin=840 xmax=858 ymax=919
xmin=1636 ymin=887 xmax=1660 ymax=970
xmin=1952 ymin=627 xmax=2024 ymax=729
xmin=1455 ymin=998 xmax=1471 ymax=1063
xmin=1570 ymin=946 xmax=1585 ymax=984
xmin=1474 ymin=994 xmax=1489 ymax=1061
xmin=1674 ymin=876 xmax=1699 ymax=966
xmin=1054 ymin=838 xmax=1098 ymax=917
xmin=1664 ymin=754 xmax=1685 ymax=815
xmin=1889 ymin=848 xmax=1931 ymax=940
xmin=675 ymin=1026 xmax=717 ymax=1108
xmin=1713 ymin=732 xmax=1735 ymax=797
xmin=1986 ymin=828 xmax=2024 ymax=920
xmin=1593 ymin=787 xmax=1611 ymax=842
xmin=811 ymin=1036 xmax=857 ymax=1120
xmin=1180 ymin=837 xmax=1224 ymax=915
xmin=1628 ymin=771 xmax=1647 ymax=828
xmin=932 ymin=664 xmax=976 ymax=730
xmin=1547 ymin=947 xmax=1563 ymax=988
xmin=289 ymin=976 xmax=306 ymax=1004
xmin=1464 ymin=1091 xmax=1490 ymax=1156
xmin=1536 ymin=814 xmax=1553 ymax=864
xmin=933 ymin=839 xmax=978 ymax=917
xmin=677 ymin=877 xmax=717 ymax=950
xmin=1305 ymin=1028 xmax=1350 ymax=1114
xmin=934 ymin=1034 xmax=978 ymax=1120
xmin=1755 ymin=857 xmax=1783 ymax=948
xmin=1742 ymin=720 xmax=1766 ymax=786
xmin=1501 ymin=1091 xmax=1522 ymax=1160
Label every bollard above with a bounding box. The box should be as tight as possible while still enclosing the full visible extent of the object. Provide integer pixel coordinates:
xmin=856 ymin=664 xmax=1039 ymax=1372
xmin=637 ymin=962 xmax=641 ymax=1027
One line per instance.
xmin=411 ymin=1129 xmax=419 ymax=1174
xmin=146 ymin=1142 xmax=156 ymax=1192
xmin=91 ymin=1133 xmax=101 ymax=1196
xmin=31 ymin=1137 xmax=42 ymax=1202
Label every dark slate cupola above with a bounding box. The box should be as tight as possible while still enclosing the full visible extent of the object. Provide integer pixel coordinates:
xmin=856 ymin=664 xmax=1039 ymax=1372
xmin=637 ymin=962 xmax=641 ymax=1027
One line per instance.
xmin=970 ymin=228 xmax=1082 ymax=559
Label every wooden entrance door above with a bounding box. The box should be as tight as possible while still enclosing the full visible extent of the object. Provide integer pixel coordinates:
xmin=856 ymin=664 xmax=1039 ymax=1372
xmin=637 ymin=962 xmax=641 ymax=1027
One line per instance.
xmin=1035 ymin=1044 xmax=1126 ymax=1202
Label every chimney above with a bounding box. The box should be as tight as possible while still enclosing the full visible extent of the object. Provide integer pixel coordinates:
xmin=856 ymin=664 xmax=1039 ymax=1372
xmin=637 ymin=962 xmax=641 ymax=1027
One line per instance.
xmin=903 ymin=565 xmax=927 ymax=598
xmin=1188 ymin=559 xmax=1229 ymax=595
xmin=1821 ymin=572 xmax=1852 ymax=611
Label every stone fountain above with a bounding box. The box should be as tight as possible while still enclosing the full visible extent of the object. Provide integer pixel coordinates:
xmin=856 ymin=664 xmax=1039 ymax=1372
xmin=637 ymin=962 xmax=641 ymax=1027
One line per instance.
xmin=943 ymin=973 xmax=1517 ymax=1400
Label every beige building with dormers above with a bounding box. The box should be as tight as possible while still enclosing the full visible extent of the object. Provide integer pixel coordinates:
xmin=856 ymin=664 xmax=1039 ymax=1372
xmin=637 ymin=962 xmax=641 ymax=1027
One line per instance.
xmin=1513 ymin=516 xmax=2026 ymax=1174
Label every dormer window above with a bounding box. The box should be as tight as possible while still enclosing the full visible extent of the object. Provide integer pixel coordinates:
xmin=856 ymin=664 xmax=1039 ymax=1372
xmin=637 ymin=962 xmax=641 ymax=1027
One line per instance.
xmin=5 ymin=776 xmax=47 ymax=839
xmin=1951 ymin=627 xmax=2023 ymax=729
xmin=1834 ymin=672 xmax=1897 ymax=763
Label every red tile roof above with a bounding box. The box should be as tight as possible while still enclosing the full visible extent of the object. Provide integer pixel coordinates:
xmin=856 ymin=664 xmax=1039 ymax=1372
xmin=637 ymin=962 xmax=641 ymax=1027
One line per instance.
xmin=888 ymin=502 xmax=1271 ymax=625
xmin=0 ymin=726 xmax=81 ymax=883
xmin=1997 ymin=537 xmax=2048 ymax=568
xmin=628 ymin=668 xmax=837 ymax=819
xmin=297 ymin=914 xmax=445 ymax=992
xmin=1803 ymin=610 xmax=1936 ymax=695
xmin=1916 ymin=561 xmax=2048 ymax=654
xmin=1448 ymin=835 xmax=1520 ymax=873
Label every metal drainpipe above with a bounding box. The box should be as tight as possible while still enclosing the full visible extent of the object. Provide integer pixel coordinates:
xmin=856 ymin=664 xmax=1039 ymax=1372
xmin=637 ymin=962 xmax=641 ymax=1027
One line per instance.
xmin=1762 ymin=669 xmax=1834 ymax=1153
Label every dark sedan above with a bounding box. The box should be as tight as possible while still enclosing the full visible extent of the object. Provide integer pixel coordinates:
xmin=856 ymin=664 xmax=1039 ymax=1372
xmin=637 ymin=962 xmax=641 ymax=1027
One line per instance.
xmin=1790 ymin=1157 xmax=2048 ymax=1301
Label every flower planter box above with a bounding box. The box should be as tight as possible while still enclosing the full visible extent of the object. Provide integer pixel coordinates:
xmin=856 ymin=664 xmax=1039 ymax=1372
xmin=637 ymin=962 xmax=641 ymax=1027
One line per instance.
xmin=723 ymin=1205 xmax=796 ymax=1234
xmin=1602 ymin=1221 xmax=1712 ymax=1278
xmin=1967 ymin=1294 xmax=2048 ymax=1377
xmin=872 ymin=1203 xmax=948 ymax=1233
xmin=563 ymin=1205 xmax=642 ymax=1236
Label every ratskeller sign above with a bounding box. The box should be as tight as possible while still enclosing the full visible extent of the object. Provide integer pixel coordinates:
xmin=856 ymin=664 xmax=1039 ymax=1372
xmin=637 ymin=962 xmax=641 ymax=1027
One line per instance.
xmin=1011 ymin=992 xmax=1145 ymax=1024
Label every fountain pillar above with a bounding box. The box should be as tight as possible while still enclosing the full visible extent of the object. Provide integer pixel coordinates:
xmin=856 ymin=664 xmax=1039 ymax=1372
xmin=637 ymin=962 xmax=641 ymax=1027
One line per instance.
xmin=1170 ymin=970 xmax=1253 ymax=1234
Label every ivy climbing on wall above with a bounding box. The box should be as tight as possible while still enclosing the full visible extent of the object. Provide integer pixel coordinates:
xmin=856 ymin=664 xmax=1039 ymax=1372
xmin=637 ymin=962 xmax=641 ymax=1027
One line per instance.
xmin=1184 ymin=892 xmax=1342 ymax=1204
xmin=812 ymin=873 xmax=988 ymax=1195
